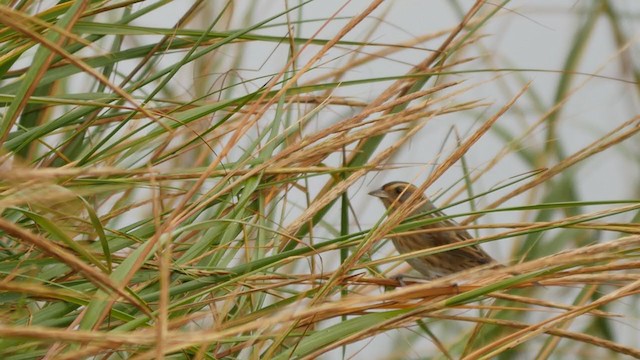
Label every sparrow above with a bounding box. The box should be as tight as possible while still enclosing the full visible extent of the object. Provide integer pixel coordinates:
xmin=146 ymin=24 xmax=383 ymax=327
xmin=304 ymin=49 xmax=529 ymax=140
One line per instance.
xmin=369 ymin=181 xmax=499 ymax=279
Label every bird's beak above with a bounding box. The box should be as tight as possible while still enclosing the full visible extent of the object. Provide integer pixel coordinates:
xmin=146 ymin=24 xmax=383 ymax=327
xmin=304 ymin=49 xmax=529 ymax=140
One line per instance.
xmin=368 ymin=189 xmax=388 ymax=198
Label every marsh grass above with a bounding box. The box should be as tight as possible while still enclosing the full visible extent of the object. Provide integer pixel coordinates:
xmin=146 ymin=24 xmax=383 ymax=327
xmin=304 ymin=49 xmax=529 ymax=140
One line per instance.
xmin=0 ymin=1 xmax=639 ymax=359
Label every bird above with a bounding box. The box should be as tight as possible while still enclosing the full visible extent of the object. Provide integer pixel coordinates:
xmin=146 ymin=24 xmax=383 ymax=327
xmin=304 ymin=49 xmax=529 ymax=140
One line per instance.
xmin=368 ymin=181 xmax=499 ymax=279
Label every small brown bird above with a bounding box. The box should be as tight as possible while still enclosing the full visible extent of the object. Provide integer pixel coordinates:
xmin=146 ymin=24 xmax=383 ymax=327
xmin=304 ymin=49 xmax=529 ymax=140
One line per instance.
xmin=369 ymin=181 xmax=499 ymax=279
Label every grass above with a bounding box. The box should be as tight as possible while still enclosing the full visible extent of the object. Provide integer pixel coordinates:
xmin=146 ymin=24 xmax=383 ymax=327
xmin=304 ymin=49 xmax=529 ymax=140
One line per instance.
xmin=0 ymin=1 xmax=639 ymax=359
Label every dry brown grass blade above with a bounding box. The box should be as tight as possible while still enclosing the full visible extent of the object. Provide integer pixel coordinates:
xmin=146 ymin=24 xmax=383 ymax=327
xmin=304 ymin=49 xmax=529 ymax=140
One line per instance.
xmin=0 ymin=218 xmax=150 ymax=316
xmin=0 ymin=282 xmax=87 ymax=302
xmin=303 ymin=30 xmax=450 ymax=85
xmin=460 ymin=234 xmax=640 ymax=358
xmin=0 ymin=5 xmax=166 ymax=135
xmin=297 ymin=2 xmax=489 ymax=218
xmin=462 ymin=114 xmax=640 ymax=225
xmin=428 ymin=314 xmax=640 ymax=359
xmin=0 ymin=324 xmax=151 ymax=347
xmin=463 ymin=278 xmax=640 ymax=359
xmin=490 ymin=293 xmax=619 ymax=318
xmin=298 ymin=236 xmax=640 ymax=359
xmin=443 ymin=31 xmax=639 ymax=207
xmin=168 ymin=83 xmax=468 ymax=238
xmin=160 ymin=0 xmax=385 ymax=233
xmin=0 ymin=3 xmax=87 ymax=144
xmin=161 ymin=0 xmax=490 ymax=236
xmin=37 ymin=234 xmax=640 ymax=358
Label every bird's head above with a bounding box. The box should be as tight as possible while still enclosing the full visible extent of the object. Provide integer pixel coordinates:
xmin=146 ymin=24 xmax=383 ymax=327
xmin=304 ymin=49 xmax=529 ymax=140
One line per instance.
xmin=368 ymin=181 xmax=424 ymax=210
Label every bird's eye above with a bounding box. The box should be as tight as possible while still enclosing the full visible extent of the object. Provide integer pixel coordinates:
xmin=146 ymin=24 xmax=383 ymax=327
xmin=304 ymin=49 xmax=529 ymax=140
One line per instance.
xmin=394 ymin=187 xmax=404 ymax=195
